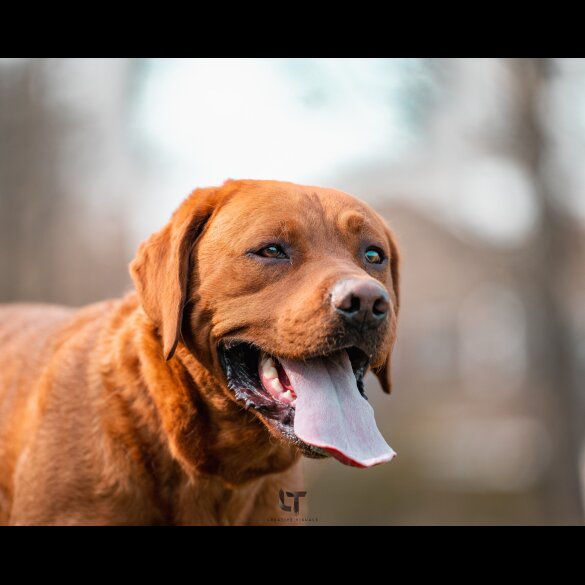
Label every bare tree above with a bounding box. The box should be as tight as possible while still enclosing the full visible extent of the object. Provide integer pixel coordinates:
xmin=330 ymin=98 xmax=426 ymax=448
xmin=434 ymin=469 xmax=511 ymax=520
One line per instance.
xmin=0 ymin=60 xmax=68 ymax=302
xmin=0 ymin=59 xmax=132 ymax=306
xmin=509 ymin=57 xmax=584 ymax=523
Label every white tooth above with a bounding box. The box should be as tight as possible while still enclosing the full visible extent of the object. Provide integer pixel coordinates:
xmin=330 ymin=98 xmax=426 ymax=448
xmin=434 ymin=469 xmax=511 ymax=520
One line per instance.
xmin=261 ymin=355 xmax=277 ymax=379
xmin=262 ymin=365 xmax=278 ymax=380
xmin=281 ymin=390 xmax=293 ymax=402
xmin=270 ymin=378 xmax=283 ymax=394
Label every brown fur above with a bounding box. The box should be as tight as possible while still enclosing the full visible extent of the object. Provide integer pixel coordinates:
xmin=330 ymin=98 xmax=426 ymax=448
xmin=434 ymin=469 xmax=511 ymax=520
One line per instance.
xmin=0 ymin=180 xmax=399 ymax=525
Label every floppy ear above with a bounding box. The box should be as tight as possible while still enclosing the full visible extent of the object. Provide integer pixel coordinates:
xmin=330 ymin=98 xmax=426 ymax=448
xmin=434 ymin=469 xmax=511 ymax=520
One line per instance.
xmin=374 ymin=222 xmax=401 ymax=394
xmin=129 ymin=188 xmax=218 ymax=361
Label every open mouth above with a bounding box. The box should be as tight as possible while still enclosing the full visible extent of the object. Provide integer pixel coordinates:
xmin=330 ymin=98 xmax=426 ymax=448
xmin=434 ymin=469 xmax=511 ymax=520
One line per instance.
xmin=219 ymin=342 xmax=395 ymax=468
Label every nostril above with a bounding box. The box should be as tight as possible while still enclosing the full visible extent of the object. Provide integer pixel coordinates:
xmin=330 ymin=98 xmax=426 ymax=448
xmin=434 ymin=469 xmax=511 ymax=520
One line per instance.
xmin=335 ymin=293 xmax=360 ymax=314
xmin=373 ymin=296 xmax=389 ymax=317
xmin=332 ymin=283 xmax=361 ymax=312
xmin=348 ymin=295 xmax=360 ymax=314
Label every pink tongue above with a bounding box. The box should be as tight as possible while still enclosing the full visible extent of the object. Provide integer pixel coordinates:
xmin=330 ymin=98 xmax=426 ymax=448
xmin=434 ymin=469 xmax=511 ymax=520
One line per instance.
xmin=279 ymin=351 xmax=395 ymax=468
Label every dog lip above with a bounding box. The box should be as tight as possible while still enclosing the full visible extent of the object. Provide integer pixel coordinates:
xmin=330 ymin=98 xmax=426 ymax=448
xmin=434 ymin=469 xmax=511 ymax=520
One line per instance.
xmin=218 ymin=337 xmax=370 ymax=362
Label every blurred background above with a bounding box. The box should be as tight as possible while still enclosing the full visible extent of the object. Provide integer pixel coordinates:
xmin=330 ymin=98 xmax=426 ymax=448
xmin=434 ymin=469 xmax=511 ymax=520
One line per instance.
xmin=1 ymin=58 xmax=584 ymax=525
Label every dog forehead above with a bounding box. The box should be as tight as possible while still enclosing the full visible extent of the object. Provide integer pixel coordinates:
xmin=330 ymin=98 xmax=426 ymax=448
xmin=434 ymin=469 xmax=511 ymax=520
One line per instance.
xmin=207 ymin=181 xmax=374 ymax=239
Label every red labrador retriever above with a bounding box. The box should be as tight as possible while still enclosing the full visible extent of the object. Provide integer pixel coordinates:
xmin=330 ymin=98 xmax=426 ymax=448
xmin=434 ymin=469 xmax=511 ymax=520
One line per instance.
xmin=0 ymin=179 xmax=400 ymax=525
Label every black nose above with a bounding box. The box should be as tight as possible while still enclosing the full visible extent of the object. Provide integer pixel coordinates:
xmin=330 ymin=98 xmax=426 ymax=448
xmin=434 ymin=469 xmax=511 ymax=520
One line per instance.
xmin=331 ymin=278 xmax=389 ymax=325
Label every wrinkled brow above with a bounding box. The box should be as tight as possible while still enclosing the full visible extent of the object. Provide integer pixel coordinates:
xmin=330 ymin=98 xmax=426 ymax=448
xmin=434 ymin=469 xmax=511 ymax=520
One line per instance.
xmin=337 ymin=210 xmax=369 ymax=235
xmin=244 ymin=218 xmax=305 ymax=244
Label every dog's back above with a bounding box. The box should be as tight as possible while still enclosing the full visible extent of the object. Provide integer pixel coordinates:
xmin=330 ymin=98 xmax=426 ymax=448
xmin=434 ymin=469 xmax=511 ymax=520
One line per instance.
xmin=0 ymin=305 xmax=73 ymax=520
xmin=0 ymin=301 xmax=127 ymax=524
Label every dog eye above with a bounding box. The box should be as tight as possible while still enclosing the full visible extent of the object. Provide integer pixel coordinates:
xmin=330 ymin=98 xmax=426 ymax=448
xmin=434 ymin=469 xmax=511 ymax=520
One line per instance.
xmin=256 ymin=244 xmax=288 ymax=259
xmin=364 ymin=247 xmax=385 ymax=264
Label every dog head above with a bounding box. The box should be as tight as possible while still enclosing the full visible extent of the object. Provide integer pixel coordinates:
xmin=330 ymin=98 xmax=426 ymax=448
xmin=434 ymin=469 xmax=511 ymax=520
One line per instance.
xmin=130 ymin=180 xmax=400 ymax=468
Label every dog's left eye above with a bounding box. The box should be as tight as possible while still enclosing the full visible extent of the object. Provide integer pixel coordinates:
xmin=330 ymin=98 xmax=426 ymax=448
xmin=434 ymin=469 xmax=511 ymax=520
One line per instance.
xmin=256 ymin=244 xmax=288 ymax=259
xmin=364 ymin=247 xmax=385 ymax=264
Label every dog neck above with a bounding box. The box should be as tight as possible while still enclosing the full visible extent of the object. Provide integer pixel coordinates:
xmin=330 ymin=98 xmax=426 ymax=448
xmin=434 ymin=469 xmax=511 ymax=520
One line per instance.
xmin=114 ymin=297 xmax=300 ymax=489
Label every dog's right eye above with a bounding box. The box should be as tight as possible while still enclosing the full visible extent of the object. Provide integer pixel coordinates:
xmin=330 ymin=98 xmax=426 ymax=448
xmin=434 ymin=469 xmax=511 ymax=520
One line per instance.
xmin=256 ymin=244 xmax=289 ymax=259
